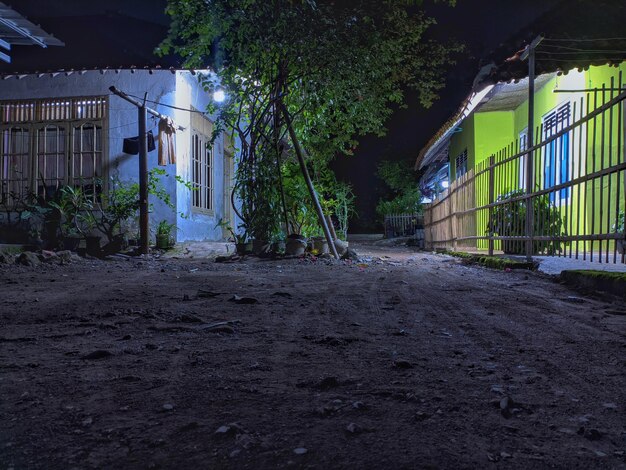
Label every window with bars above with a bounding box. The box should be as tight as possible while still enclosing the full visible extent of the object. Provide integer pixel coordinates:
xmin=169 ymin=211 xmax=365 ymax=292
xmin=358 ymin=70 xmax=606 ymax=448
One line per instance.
xmin=518 ymin=127 xmax=528 ymax=190
xmin=542 ymin=102 xmax=571 ymax=202
xmin=191 ymin=123 xmax=214 ymax=212
xmin=455 ymin=149 xmax=468 ymax=178
xmin=0 ymin=96 xmax=106 ymax=203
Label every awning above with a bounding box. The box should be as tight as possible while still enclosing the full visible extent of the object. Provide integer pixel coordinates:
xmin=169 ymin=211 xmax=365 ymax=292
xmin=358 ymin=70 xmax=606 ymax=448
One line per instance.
xmin=0 ymin=2 xmax=64 ymax=63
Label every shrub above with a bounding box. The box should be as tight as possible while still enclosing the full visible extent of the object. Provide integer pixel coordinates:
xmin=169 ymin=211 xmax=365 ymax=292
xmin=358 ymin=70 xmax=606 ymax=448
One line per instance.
xmin=486 ymin=189 xmax=566 ymax=255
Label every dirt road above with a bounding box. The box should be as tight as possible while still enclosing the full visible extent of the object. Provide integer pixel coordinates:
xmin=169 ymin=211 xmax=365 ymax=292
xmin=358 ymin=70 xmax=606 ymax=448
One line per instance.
xmin=1 ymin=244 xmax=625 ymax=469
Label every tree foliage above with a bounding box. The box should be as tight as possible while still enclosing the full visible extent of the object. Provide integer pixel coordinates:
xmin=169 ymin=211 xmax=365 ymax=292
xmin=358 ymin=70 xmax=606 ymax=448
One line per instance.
xmin=376 ymin=159 xmax=422 ymax=216
xmin=160 ymin=0 xmax=460 ymax=237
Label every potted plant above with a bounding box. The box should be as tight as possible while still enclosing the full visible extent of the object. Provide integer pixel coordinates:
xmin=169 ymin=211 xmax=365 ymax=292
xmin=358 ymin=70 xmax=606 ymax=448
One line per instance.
xmin=270 ymin=231 xmax=286 ymax=254
xmin=310 ymin=235 xmax=329 ymax=254
xmin=613 ymin=210 xmax=625 ymax=254
xmin=247 ymin=209 xmax=275 ymax=255
xmin=285 ymin=233 xmax=307 ymax=256
xmin=155 ymin=220 xmax=175 ymax=249
xmin=48 ymin=185 xmax=93 ymax=251
xmin=216 ymin=219 xmax=251 ymax=255
xmin=234 ymin=231 xmax=252 ymax=255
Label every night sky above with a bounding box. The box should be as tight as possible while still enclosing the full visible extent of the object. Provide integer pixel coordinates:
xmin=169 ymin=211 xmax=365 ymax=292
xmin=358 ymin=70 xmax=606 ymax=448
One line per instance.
xmin=332 ymin=0 xmax=561 ymax=231
xmin=6 ymin=0 xmax=561 ymax=231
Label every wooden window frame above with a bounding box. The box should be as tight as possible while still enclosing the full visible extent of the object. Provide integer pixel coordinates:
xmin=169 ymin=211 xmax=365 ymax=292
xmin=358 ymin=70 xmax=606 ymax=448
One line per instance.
xmin=190 ymin=114 xmax=214 ymax=215
xmin=0 ymin=96 xmax=108 ymax=203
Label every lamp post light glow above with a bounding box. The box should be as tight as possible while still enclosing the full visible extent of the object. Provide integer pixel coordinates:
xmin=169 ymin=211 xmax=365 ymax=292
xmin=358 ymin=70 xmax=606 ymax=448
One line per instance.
xmin=213 ymin=89 xmax=226 ymax=103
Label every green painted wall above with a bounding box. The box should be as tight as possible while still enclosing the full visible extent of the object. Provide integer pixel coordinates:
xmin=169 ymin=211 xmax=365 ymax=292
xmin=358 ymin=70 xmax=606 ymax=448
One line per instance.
xmin=513 ymin=76 xmax=560 ymax=141
xmin=474 ymin=111 xmax=515 ymax=165
xmin=583 ymin=64 xmax=626 ymax=255
xmin=449 ymin=114 xmax=474 ymax=181
xmin=446 ymin=63 xmax=626 ymax=256
xmin=449 ymin=111 xmax=515 ymax=178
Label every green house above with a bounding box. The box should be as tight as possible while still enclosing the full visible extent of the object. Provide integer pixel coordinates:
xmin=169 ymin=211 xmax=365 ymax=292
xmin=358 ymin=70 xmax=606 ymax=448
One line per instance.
xmin=417 ymin=61 xmax=626 ymax=259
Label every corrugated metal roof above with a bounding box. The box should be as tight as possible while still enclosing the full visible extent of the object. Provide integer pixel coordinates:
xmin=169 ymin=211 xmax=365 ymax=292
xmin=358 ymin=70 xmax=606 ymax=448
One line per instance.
xmin=0 ymin=2 xmax=63 ymax=48
xmin=0 ymin=11 xmax=183 ymax=74
xmin=0 ymin=66 xmax=203 ymax=80
xmin=415 ymin=0 xmax=626 ymax=172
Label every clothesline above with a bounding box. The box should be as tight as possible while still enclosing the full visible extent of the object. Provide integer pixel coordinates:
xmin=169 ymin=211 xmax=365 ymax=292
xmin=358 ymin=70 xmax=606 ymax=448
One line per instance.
xmin=109 ymin=86 xmax=186 ymax=132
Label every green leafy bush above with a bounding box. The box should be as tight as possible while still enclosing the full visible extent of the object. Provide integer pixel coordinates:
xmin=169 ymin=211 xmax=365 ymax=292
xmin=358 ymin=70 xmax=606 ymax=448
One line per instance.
xmin=376 ymin=160 xmax=421 ymax=217
xmin=486 ymin=189 xmax=566 ymax=255
xmin=613 ymin=210 xmax=624 ymax=234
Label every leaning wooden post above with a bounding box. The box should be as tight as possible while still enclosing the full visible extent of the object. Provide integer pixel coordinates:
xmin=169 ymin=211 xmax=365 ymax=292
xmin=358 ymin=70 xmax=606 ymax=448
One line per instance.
xmin=279 ymin=103 xmax=339 ymax=259
xmin=109 ymin=86 xmax=185 ymax=254
xmin=326 ymin=214 xmax=338 ymax=240
xmin=488 ymin=155 xmax=495 ymax=256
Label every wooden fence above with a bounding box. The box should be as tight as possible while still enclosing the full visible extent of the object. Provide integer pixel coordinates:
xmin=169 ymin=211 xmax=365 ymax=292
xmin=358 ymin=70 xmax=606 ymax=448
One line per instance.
xmin=424 ymin=77 xmax=626 ymax=264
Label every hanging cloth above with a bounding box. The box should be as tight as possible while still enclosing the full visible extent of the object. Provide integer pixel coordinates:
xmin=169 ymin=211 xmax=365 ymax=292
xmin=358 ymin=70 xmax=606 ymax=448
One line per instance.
xmin=122 ymin=131 xmax=156 ymax=155
xmin=158 ymin=117 xmax=177 ymax=166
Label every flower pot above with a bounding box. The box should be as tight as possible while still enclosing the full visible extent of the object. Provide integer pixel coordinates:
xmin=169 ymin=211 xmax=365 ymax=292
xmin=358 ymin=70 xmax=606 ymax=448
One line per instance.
xmin=311 ymin=236 xmax=329 ymax=254
xmin=286 ymin=236 xmax=307 ymax=256
xmin=63 ymin=235 xmax=81 ymax=252
xmin=252 ymin=239 xmax=270 ymax=255
xmin=156 ymin=234 xmax=170 ymax=250
xmin=271 ymin=240 xmax=286 ymax=253
xmin=334 ymin=238 xmax=348 ymax=256
xmin=86 ymin=235 xmax=101 ymax=256
xmin=235 ymin=241 xmax=253 ymax=255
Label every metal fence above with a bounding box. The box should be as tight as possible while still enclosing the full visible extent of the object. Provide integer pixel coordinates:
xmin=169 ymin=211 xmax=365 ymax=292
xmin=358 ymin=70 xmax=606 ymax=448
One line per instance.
xmin=384 ymin=213 xmax=423 ymax=238
xmin=424 ymin=76 xmax=626 ymax=264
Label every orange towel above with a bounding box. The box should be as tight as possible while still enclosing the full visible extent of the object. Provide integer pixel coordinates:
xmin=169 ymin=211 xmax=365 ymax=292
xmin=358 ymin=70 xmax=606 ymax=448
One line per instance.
xmin=158 ymin=117 xmax=176 ymax=165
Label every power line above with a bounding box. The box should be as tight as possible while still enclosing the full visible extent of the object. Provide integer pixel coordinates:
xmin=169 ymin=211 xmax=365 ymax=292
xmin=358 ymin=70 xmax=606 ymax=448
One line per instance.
xmin=537 ymin=50 xmax=626 ymax=55
xmin=544 ymin=37 xmax=626 ymax=42
xmin=124 ymin=93 xmax=210 ymax=115
xmin=540 ymin=44 xmax=626 ymax=53
xmin=536 ymin=57 xmax=624 ymax=63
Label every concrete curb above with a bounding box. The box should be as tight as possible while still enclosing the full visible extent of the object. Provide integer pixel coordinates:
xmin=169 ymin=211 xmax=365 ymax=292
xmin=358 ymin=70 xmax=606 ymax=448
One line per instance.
xmin=560 ymin=270 xmax=626 ymax=299
xmin=442 ymin=250 xmax=538 ymax=271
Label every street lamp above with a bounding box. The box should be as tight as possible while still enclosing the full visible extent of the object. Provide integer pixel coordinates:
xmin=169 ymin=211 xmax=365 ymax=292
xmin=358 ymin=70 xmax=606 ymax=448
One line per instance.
xmin=213 ymin=89 xmax=226 ymax=103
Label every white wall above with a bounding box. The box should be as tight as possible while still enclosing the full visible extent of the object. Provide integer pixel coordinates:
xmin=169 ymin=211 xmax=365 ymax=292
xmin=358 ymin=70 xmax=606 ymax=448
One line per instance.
xmin=173 ymin=71 xmax=224 ymax=241
xmin=0 ymin=69 xmax=230 ymax=242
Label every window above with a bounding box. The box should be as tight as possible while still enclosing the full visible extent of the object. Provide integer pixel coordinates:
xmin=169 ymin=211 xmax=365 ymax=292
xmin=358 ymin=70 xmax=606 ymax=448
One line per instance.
xmin=72 ymin=123 xmax=103 ymax=189
xmin=542 ymin=102 xmax=571 ymax=202
xmin=0 ymin=127 xmax=30 ymax=202
xmin=455 ymin=149 xmax=468 ymax=178
xmin=518 ymin=127 xmax=528 ymax=190
xmin=191 ymin=111 xmax=214 ymax=212
xmin=0 ymin=96 xmax=107 ymax=203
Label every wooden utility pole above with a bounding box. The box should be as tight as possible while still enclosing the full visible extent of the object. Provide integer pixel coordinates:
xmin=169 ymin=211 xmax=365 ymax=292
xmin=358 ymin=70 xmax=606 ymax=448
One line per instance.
xmin=137 ymin=97 xmax=149 ymax=254
xmin=108 ymin=86 xmax=185 ymax=255
xmin=521 ymin=35 xmax=543 ymax=261
xmin=279 ymin=103 xmax=339 ymax=259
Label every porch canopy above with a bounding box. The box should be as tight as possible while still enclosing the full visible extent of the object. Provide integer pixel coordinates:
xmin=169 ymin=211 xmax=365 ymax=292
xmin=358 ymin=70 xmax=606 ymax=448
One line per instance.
xmin=0 ymin=1 xmax=64 ymax=63
xmin=415 ymin=73 xmax=555 ymax=172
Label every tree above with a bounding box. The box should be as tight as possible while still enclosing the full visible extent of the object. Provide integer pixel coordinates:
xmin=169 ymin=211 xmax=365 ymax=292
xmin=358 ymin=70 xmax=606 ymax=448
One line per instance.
xmin=376 ymin=159 xmax=422 ymax=216
xmin=160 ymin=0 xmax=460 ymax=238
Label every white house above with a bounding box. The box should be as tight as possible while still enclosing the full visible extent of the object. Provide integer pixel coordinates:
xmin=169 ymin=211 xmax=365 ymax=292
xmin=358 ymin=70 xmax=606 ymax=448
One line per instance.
xmin=0 ymin=3 xmax=238 ymax=244
xmin=0 ymin=68 xmax=236 ymax=242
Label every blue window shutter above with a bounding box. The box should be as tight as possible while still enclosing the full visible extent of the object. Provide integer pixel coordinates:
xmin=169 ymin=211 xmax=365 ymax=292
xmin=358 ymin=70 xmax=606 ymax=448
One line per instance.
xmin=560 ymin=132 xmax=570 ymax=199
xmin=545 ymin=140 xmax=556 ymax=202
